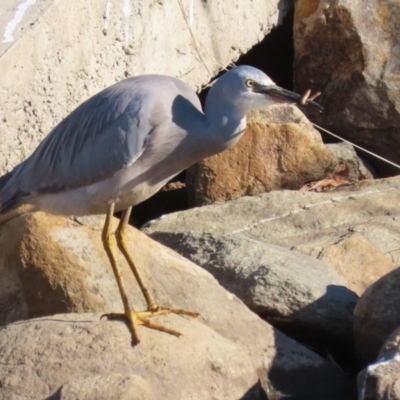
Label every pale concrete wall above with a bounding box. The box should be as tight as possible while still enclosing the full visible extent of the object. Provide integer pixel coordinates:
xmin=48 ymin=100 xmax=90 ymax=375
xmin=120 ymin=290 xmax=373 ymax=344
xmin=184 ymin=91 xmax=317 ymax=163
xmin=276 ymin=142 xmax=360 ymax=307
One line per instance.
xmin=0 ymin=0 xmax=289 ymax=174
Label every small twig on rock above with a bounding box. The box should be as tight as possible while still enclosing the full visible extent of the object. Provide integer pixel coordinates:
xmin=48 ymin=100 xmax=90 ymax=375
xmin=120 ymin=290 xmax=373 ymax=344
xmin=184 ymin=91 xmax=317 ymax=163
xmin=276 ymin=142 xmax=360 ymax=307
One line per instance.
xmin=308 ymin=91 xmax=322 ymax=101
xmin=300 ymin=89 xmax=311 ymax=105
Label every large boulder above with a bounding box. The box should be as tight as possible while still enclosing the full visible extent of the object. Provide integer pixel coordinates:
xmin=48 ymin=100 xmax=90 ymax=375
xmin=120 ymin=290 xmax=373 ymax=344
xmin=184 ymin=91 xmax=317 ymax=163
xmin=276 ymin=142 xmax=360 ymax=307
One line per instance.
xmin=293 ymin=0 xmax=400 ymax=175
xmin=186 ymin=104 xmax=336 ymax=206
xmin=0 ymin=312 xmax=357 ymax=400
xmin=0 ymin=314 xmax=262 ymax=400
xmin=148 ymin=231 xmax=358 ymax=352
xmin=0 ymin=212 xmax=355 ymax=399
xmin=144 ymin=176 xmax=400 ymax=295
xmin=0 ymin=213 xmax=121 ymax=325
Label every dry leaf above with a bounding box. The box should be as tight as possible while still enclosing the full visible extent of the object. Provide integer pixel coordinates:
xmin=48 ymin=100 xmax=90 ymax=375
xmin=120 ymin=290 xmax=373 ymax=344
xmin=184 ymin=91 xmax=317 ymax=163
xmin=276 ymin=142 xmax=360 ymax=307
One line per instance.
xmin=301 ymin=164 xmax=350 ymax=192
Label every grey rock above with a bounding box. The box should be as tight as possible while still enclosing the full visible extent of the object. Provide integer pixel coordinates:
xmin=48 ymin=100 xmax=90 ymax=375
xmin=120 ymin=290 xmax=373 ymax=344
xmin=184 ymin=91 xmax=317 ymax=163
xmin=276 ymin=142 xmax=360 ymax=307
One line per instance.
xmin=0 ymin=314 xmax=259 ymax=400
xmin=51 ymin=374 xmax=161 ymax=400
xmin=357 ymin=325 xmax=400 ymax=400
xmin=148 ymin=231 xmax=357 ymax=349
xmin=326 ymin=142 xmax=376 ymax=182
xmin=143 ymin=176 xmax=400 ymax=268
xmin=354 ymin=267 xmax=400 ymax=366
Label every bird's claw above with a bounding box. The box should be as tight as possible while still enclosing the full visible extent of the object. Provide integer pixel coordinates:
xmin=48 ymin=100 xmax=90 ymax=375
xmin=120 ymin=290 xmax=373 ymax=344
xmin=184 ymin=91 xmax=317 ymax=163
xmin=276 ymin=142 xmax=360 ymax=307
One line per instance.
xmin=101 ymin=306 xmax=199 ymax=344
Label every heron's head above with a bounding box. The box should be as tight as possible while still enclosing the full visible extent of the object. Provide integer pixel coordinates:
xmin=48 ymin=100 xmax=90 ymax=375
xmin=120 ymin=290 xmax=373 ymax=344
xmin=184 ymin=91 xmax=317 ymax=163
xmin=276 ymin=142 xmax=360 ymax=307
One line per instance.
xmin=207 ymin=65 xmax=323 ymax=115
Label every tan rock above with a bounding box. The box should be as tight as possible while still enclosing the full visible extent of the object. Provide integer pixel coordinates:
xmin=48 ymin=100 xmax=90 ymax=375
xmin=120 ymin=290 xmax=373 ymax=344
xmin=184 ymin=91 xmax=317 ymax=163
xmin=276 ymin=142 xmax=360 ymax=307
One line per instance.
xmin=0 ymin=314 xmax=259 ymax=400
xmin=186 ymin=104 xmax=336 ymax=206
xmin=318 ymin=233 xmax=398 ymax=296
xmin=0 ymin=212 xmax=354 ymax=398
xmin=53 ymin=374 xmax=161 ymax=400
xmin=0 ymin=213 xmax=121 ymax=326
xmin=293 ymin=0 xmax=400 ymax=176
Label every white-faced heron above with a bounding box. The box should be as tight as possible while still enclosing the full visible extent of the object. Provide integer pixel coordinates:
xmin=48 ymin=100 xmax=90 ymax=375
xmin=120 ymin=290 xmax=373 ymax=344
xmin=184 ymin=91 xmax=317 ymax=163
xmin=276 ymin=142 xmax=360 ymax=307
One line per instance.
xmin=0 ymin=65 xmax=322 ymax=343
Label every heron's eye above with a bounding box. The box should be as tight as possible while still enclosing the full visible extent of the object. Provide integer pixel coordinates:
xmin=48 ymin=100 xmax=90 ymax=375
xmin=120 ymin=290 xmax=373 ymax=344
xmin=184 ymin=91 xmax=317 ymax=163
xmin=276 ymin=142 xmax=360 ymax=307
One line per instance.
xmin=246 ymin=79 xmax=255 ymax=88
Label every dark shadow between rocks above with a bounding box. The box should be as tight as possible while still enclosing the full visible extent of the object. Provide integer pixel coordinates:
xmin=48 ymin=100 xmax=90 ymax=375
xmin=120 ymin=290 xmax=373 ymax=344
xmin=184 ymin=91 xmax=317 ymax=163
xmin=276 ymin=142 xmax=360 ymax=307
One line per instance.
xmin=269 ymin=327 xmax=358 ymax=400
xmin=256 ymin=284 xmax=359 ymax=377
xmin=146 ymin=232 xmax=360 ymax=377
xmin=240 ymin=380 xmax=268 ymax=400
xmin=46 ymin=387 xmax=61 ymax=400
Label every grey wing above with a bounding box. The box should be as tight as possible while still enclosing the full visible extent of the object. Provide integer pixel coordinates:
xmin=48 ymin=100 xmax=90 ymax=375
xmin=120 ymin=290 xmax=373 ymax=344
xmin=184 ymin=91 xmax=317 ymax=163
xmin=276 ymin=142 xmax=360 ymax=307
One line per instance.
xmin=14 ymin=81 xmax=157 ymax=195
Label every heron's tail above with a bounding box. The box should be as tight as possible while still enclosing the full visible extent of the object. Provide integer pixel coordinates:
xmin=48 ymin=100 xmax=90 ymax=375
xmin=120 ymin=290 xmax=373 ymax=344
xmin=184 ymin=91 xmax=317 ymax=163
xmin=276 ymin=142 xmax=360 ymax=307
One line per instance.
xmin=0 ymin=170 xmax=18 ymax=213
xmin=0 ymin=169 xmax=31 ymax=224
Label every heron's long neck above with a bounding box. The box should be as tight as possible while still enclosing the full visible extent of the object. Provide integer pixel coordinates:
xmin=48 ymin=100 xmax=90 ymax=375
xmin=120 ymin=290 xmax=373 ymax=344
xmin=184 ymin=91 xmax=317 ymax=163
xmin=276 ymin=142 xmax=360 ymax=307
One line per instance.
xmin=203 ymin=102 xmax=247 ymax=152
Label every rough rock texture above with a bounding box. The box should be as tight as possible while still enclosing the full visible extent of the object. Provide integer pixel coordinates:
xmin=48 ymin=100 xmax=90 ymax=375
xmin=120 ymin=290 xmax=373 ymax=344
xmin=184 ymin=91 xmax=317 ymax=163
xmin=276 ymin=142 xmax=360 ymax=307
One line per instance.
xmin=357 ymin=326 xmax=400 ymax=400
xmin=293 ymin=0 xmax=400 ymax=175
xmin=358 ymin=361 xmax=400 ymax=400
xmin=144 ymin=176 xmax=400 ymax=288
xmin=186 ymin=105 xmax=336 ymax=206
xmin=0 ymin=0 xmax=291 ymax=175
xmin=354 ymin=267 xmax=400 ymax=366
xmin=0 ymin=314 xmax=261 ymax=400
xmin=326 ymin=142 xmax=375 ymax=183
xmin=148 ymin=231 xmax=357 ymax=352
xmin=0 ymin=212 xmax=355 ymax=399
xmin=0 ymin=213 xmax=121 ymax=326
xmin=317 ymin=233 xmax=397 ymax=297
xmin=55 ymin=373 xmax=162 ymax=400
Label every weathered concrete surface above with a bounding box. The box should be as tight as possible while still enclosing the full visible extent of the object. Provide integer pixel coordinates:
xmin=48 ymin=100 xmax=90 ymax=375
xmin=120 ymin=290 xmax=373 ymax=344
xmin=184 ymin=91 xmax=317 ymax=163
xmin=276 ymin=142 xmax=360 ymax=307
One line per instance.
xmin=0 ymin=213 xmax=355 ymax=399
xmin=0 ymin=0 xmax=290 ymax=175
xmin=186 ymin=104 xmax=336 ymax=206
xmin=293 ymin=0 xmax=400 ymax=175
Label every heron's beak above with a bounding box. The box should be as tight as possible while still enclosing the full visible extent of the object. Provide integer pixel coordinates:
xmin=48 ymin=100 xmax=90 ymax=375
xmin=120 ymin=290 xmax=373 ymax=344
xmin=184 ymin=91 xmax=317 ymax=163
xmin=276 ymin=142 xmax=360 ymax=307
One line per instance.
xmin=254 ymin=83 xmax=324 ymax=113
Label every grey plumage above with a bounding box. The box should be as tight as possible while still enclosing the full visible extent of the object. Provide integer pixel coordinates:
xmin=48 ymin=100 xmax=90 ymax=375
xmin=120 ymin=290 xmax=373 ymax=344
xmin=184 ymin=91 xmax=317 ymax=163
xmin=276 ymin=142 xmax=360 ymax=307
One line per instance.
xmin=0 ymin=66 xmax=322 ymax=217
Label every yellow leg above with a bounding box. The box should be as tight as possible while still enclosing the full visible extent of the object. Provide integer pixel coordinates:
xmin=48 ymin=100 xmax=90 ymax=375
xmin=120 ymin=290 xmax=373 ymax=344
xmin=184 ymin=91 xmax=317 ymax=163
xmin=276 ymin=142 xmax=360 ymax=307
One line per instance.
xmin=115 ymin=207 xmax=199 ymax=319
xmin=116 ymin=207 xmax=158 ymax=311
xmin=101 ymin=204 xmax=197 ymax=344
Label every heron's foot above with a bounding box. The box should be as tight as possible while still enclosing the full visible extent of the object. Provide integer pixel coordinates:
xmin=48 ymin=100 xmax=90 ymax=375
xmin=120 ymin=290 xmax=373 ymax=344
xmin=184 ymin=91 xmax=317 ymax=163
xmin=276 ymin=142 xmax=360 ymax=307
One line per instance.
xmin=101 ymin=306 xmax=198 ymax=344
xmin=147 ymin=302 xmax=200 ymax=319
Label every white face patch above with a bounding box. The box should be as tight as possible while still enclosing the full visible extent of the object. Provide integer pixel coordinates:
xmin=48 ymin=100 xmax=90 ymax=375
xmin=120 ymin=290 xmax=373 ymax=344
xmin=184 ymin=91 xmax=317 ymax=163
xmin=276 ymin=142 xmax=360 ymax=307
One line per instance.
xmin=254 ymin=77 xmax=275 ymax=87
